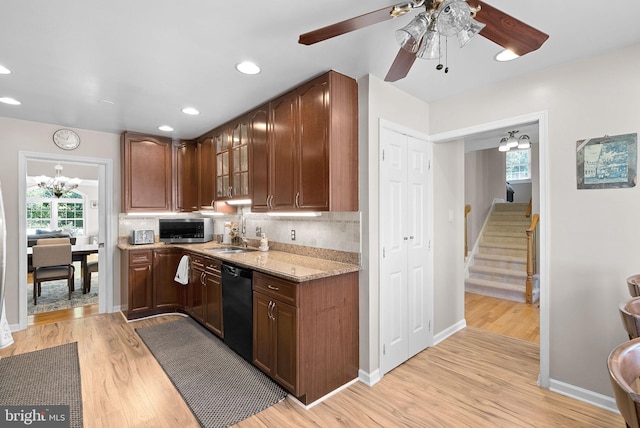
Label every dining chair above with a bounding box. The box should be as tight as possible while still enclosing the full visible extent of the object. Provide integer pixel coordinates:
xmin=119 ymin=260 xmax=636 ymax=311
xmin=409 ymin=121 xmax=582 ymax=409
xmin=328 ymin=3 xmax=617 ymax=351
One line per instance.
xmin=84 ymin=260 xmax=98 ymax=293
xmin=31 ymin=240 xmax=75 ymax=305
xmin=620 ymin=297 xmax=640 ymax=340
xmin=629 ymin=275 xmax=640 ymax=298
xmin=608 ymin=337 xmax=640 ymax=428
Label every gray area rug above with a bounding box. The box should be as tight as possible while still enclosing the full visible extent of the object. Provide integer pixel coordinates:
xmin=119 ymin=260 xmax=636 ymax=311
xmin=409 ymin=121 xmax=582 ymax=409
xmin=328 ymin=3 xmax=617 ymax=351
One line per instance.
xmin=27 ymin=277 xmax=98 ymax=315
xmin=0 ymin=342 xmax=83 ymax=428
xmin=136 ymin=317 xmax=287 ymax=428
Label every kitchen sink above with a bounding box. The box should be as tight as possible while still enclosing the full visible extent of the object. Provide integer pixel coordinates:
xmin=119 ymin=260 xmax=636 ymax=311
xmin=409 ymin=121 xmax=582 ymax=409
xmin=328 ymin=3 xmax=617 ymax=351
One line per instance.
xmin=206 ymin=247 xmax=257 ymax=254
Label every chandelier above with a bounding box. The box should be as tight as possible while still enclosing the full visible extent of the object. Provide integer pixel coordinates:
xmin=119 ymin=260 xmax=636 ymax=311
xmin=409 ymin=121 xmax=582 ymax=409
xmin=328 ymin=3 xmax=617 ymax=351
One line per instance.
xmin=395 ymin=0 xmax=485 ymax=71
xmin=498 ymin=130 xmax=531 ymax=152
xmin=34 ymin=164 xmax=81 ymax=198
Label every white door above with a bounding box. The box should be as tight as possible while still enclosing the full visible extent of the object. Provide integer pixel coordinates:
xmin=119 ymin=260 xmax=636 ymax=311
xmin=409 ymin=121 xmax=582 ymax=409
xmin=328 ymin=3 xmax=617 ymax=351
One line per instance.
xmin=380 ymin=123 xmax=432 ymax=375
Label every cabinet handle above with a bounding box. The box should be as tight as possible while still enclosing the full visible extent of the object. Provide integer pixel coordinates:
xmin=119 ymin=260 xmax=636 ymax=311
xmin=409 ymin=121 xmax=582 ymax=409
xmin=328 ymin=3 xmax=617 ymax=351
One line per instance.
xmin=410 ymin=236 xmax=414 ymax=240
xmin=295 ymin=192 xmax=300 ymax=208
xmin=267 ymin=285 xmax=280 ymax=291
xmin=267 ymin=301 xmax=274 ymax=320
xmin=267 ymin=194 xmax=274 ymax=210
xmin=201 ymin=272 xmax=205 ymax=285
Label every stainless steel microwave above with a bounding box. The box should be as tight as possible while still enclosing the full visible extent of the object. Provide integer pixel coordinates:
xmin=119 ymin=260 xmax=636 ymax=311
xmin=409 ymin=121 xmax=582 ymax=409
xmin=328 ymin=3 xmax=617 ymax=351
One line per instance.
xmin=159 ymin=218 xmax=214 ymax=243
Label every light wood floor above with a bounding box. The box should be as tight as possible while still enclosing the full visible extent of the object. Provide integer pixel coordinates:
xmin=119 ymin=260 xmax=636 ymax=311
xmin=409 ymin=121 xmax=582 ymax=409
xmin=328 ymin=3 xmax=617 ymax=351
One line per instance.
xmin=2 ymin=307 xmax=620 ymax=427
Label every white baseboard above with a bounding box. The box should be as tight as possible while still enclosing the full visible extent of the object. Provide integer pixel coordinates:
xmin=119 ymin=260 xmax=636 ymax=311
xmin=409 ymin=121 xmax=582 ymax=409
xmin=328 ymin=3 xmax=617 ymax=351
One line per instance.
xmin=9 ymin=322 xmax=20 ymax=332
xmin=289 ymin=378 xmax=360 ymax=410
xmin=433 ymin=319 xmax=467 ymax=346
xmin=358 ymin=368 xmax=381 ymax=387
xmin=549 ymin=378 xmax=619 ymax=414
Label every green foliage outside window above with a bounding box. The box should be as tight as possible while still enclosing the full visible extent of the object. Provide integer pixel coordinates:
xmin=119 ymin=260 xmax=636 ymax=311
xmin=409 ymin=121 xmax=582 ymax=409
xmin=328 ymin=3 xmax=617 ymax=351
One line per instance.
xmin=26 ymin=188 xmax=85 ymax=235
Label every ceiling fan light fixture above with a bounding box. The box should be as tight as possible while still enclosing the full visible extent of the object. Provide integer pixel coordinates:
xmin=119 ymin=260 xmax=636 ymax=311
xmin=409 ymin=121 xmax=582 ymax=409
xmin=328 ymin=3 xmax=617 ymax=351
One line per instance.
xmin=435 ymin=0 xmax=471 ymax=37
xmin=495 ymin=49 xmax=519 ymax=62
xmin=390 ymin=2 xmax=415 ymax=18
xmin=498 ymin=139 xmax=510 ymax=152
xmin=457 ymin=18 xmax=486 ymax=48
xmin=395 ymin=13 xmax=429 ymax=53
xmin=416 ymin=28 xmax=440 ymax=60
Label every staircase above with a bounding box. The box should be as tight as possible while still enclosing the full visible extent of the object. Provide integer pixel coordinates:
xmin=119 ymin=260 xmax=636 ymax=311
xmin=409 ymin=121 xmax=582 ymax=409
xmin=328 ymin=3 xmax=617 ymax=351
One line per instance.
xmin=465 ymin=202 xmax=539 ymax=303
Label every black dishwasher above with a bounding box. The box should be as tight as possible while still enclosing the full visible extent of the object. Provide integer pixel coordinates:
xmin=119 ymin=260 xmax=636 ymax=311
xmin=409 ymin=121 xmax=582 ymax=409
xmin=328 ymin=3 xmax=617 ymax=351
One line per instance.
xmin=221 ymin=263 xmax=253 ymax=362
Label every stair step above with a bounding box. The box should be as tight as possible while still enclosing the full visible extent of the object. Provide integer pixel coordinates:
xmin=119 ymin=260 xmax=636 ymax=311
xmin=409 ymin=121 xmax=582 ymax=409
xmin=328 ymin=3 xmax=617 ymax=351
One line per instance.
xmin=493 ymin=203 xmax=528 ymax=211
xmin=485 ymin=224 xmax=529 ymax=234
xmin=482 ymin=235 xmax=527 ymax=246
xmin=484 ymin=231 xmax=527 ymax=238
xmin=469 ymin=264 xmax=527 ymax=280
xmin=465 ymin=277 xmax=527 ymax=303
xmin=474 ymin=253 xmax=526 ymax=270
xmin=478 ymin=242 xmax=527 ymax=258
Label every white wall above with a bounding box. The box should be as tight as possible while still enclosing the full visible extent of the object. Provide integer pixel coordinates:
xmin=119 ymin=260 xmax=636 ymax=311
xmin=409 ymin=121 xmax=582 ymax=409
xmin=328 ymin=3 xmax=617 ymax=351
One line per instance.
xmin=429 ymin=43 xmax=640 ymax=398
xmin=358 ymin=74 xmax=429 ymax=378
xmin=0 ymin=116 xmax=120 ymax=326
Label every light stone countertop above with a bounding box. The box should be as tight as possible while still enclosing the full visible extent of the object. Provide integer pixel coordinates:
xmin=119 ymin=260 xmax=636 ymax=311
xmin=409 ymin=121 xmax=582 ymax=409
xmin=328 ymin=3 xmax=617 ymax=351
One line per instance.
xmin=117 ymin=240 xmax=360 ymax=283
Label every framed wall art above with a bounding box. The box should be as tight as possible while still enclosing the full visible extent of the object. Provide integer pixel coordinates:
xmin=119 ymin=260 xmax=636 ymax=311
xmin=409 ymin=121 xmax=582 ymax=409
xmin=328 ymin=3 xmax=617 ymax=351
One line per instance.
xmin=576 ymin=133 xmax=637 ymax=189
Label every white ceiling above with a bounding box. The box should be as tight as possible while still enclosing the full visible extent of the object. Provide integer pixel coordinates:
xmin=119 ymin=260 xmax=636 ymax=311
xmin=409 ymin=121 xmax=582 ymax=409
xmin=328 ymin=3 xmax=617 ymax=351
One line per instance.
xmin=2 ymin=0 xmax=640 ymax=143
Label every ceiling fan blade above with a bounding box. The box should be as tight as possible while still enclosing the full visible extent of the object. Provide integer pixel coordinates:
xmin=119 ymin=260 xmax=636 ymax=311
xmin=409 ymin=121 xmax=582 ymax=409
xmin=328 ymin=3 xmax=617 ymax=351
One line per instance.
xmin=468 ymin=0 xmax=549 ymax=57
xmin=299 ymin=5 xmax=399 ymax=45
xmin=384 ymin=48 xmax=417 ymax=82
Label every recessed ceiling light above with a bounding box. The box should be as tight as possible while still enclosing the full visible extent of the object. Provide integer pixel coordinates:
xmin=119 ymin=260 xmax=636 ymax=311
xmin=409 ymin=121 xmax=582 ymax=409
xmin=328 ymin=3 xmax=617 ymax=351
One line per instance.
xmin=0 ymin=65 xmax=11 ymax=75
xmin=158 ymin=125 xmax=174 ymax=132
xmin=236 ymin=61 xmax=261 ymax=75
xmin=0 ymin=97 xmax=21 ymax=105
xmin=495 ymin=49 xmax=519 ymax=62
xmin=181 ymin=107 xmax=200 ymax=115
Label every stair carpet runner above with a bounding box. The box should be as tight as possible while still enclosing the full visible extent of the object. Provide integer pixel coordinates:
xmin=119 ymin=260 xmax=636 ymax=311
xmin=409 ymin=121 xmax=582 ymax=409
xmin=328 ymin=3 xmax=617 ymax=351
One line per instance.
xmin=465 ymin=202 xmax=538 ymax=303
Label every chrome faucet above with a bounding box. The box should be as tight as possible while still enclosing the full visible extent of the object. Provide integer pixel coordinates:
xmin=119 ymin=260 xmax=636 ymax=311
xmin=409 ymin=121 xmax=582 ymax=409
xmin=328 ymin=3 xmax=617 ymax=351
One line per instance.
xmin=240 ymin=214 xmax=248 ymax=247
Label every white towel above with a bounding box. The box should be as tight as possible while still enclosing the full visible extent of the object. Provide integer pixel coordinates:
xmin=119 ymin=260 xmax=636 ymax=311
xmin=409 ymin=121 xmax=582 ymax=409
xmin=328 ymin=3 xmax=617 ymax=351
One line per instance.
xmin=174 ymin=255 xmax=189 ymax=285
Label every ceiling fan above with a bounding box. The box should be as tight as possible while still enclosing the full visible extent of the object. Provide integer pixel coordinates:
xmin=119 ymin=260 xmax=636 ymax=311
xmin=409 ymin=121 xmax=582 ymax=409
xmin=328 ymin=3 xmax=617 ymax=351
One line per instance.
xmin=299 ymin=0 xmax=549 ymax=82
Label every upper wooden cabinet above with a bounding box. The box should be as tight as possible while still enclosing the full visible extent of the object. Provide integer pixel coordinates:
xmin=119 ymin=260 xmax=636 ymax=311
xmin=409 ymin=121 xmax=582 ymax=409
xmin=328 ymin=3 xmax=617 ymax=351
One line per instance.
xmin=198 ymin=136 xmax=216 ymax=209
xmin=213 ymin=116 xmax=251 ymax=202
xmin=252 ymin=70 xmax=358 ymax=213
xmin=176 ymin=140 xmax=198 ymax=212
xmin=121 ymin=132 xmax=173 ymax=213
xmin=121 ymin=132 xmax=199 ymax=213
xmin=249 ymin=104 xmax=270 ymax=212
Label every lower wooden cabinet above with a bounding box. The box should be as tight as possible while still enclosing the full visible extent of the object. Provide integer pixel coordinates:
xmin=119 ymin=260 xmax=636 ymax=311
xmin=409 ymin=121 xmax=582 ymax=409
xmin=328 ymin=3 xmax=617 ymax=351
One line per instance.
xmin=186 ymin=252 xmax=223 ymax=338
xmin=121 ymin=248 xmax=184 ymax=319
xmin=253 ymin=270 xmax=359 ymax=405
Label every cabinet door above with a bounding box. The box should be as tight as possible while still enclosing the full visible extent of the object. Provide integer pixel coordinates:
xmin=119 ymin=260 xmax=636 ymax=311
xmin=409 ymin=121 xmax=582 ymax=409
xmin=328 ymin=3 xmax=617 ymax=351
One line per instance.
xmin=269 ymin=93 xmax=297 ymax=211
xmin=122 ymin=132 xmax=173 ymax=212
xmin=253 ymin=292 xmax=274 ymax=375
xmin=176 ymin=140 xmax=198 ymax=212
xmin=231 ymin=118 xmax=250 ymax=199
xmin=273 ymin=300 xmax=298 ymax=394
xmin=203 ymin=272 xmax=223 ymax=337
xmin=128 ymin=263 xmax=153 ymax=315
xmin=153 ymin=249 xmax=184 ymax=309
xmin=214 ymin=128 xmax=232 ymax=200
xmin=249 ymin=105 xmax=270 ymax=211
xmin=198 ymin=137 xmax=216 ymax=209
xmin=189 ymin=266 xmax=205 ymax=322
xmin=296 ymin=76 xmax=329 ymax=211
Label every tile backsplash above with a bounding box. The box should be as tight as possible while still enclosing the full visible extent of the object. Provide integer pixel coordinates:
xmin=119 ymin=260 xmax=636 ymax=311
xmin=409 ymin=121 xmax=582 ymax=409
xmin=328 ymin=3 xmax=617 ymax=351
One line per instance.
xmin=119 ymin=209 xmax=361 ymax=253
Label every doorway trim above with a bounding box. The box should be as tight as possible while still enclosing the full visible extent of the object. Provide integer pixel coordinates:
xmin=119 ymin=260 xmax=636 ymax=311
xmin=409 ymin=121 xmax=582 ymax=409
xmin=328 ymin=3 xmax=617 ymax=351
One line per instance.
xmin=428 ymin=110 xmax=549 ymax=387
xmin=18 ymin=151 xmax=114 ymax=330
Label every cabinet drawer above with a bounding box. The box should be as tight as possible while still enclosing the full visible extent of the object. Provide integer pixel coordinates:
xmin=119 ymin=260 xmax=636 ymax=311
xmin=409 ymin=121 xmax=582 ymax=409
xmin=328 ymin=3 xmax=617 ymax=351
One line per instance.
xmin=205 ymin=258 xmax=221 ymax=275
xmin=129 ymin=250 xmax=152 ymax=265
xmin=190 ymin=254 xmax=205 ymax=270
xmin=253 ymin=272 xmax=297 ymax=306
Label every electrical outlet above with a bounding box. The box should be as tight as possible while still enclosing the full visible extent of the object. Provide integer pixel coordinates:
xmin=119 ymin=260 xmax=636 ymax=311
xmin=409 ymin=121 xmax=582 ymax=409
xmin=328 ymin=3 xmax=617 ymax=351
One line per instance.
xmin=255 ymin=226 xmax=262 ymax=237
xmin=291 ymin=229 xmax=296 ymax=241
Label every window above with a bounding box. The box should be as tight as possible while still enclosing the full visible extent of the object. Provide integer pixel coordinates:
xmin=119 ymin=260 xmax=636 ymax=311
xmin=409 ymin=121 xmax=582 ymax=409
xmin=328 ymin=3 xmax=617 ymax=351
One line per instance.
xmin=26 ymin=188 xmax=85 ymax=235
xmin=506 ymin=149 xmax=531 ymax=181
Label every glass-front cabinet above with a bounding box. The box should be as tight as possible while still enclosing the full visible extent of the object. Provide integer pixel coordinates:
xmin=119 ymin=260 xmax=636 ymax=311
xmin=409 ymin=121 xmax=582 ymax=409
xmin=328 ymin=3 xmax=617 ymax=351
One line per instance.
xmin=215 ymin=116 xmax=250 ymax=201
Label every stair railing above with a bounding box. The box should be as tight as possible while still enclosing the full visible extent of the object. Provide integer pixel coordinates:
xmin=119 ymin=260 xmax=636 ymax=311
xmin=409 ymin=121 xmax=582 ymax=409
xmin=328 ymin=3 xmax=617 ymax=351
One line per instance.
xmin=464 ymin=205 xmax=471 ymax=258
xmin=526 ymin=198 xmax=532 ymax=218
xmin=525 ymin=213 xmax=539 ymax=304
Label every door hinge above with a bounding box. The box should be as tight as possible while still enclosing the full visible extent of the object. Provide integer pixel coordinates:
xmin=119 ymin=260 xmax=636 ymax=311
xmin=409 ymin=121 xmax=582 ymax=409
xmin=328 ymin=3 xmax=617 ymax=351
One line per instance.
xmin=428 ymin=240 xmax=431 ymax=250
xmin=383 ymin=247 xmax=386 ymax=258
xmin=429 ymin=320 xmax=431 ymax=332
xmin=382 ymin=149 xmax=385 ymax=161
xmin=383 ymin=344 xmax=386 ymax=355
xmin=428 ymin=159 xmax=431 ymax=170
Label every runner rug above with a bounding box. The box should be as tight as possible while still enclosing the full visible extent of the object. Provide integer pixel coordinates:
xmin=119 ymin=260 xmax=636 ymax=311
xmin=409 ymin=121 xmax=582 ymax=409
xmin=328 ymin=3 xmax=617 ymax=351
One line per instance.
xmin=136 ymin=317 xmax=287 ymax=428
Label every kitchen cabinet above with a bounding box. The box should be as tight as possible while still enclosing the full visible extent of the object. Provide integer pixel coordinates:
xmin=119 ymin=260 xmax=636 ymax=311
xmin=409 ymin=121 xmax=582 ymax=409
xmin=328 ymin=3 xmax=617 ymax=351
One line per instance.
xmin=252 ymin=70 xmax=358 ymax=213
xmin=120 ymin=248 xmax=184 ymax=318
xmin=120 ymin=249 xmax=153 ymax=317
xmin=175 ymin=140 xmax=198 ymax=212
xmin=248 ymin=104 xmax=270 ymax=211
xmin=152 ymin=248 xmax=184 ymax=310
xmin=187 ymin=253 xmax=223 ymax=338
xmin=121 ymin=132 xmax=173 ymax=213
xmin=253 ymin=270 xmax=359 ymax=404
xmin=198 ymin=136 xmax=216 ymax=209
xmin=213 ymin=117 xmax=251 ymax=202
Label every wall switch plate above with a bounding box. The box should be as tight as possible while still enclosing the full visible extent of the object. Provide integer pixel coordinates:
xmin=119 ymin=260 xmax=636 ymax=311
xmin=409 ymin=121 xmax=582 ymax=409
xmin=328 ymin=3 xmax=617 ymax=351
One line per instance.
xmin=256 ymin=226 xmax=262 ymax=237
xmin=291 ymin=229 xmax=296 ymax=240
